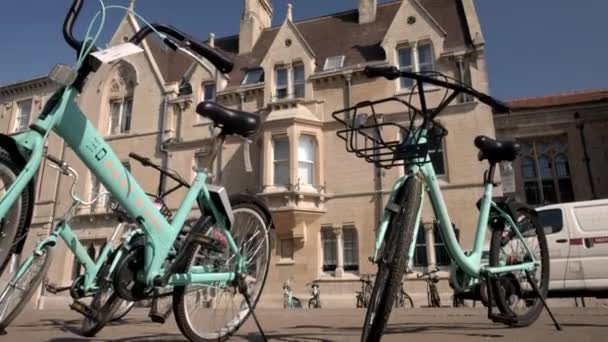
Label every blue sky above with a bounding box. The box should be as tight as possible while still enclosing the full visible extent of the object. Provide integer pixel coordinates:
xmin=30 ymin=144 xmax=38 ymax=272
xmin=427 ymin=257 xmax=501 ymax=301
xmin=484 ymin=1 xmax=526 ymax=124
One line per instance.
xmin=0 ymin=0 xmax=606 ymax=100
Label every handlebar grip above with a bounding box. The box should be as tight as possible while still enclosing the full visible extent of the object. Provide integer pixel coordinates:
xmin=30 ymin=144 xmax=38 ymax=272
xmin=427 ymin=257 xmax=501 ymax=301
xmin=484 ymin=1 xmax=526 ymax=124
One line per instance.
xmin=365 ymin=65 xmax=400 ymax=80
xmin=477 ymin=93 xmax=511 ymax=113
xmin=128 ymin=152 xmax=152 ymax=167
xmin=185 ymin=39 xmax=234 ymax=74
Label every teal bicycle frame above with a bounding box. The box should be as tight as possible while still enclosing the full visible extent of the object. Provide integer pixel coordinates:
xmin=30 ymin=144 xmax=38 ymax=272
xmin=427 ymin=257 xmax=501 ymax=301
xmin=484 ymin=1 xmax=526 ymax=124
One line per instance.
xmin=372 ymin=130 xmax=538 ymax=282
xmin=0 ymin=86 xmax=242 ymax=292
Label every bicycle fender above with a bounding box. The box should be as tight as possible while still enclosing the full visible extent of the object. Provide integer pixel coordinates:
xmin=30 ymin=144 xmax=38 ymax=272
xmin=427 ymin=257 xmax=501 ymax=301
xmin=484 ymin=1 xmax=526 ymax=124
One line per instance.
xmin=228 ymin=193 xmax=275 ymax=229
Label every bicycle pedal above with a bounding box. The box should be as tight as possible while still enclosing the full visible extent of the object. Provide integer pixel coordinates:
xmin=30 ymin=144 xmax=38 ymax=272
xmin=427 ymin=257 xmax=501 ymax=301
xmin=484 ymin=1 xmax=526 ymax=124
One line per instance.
xmin=45 ymin=283 xmax=71 ymax=294
xmin=149 ymin=314 xmax=166 ymax=324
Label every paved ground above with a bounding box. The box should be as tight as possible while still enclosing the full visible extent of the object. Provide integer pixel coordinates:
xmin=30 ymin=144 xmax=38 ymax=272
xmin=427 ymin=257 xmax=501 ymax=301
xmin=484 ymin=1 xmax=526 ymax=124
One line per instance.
xmin=2 ymin=307 xmax=607 ymax=341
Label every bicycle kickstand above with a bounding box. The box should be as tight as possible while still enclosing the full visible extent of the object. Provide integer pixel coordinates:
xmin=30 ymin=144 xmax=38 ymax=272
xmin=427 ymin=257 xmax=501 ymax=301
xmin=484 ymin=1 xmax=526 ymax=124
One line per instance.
xmin=525 ymin=270 xmax=562 ymax=331
xmin=237 ymin=275 xmax=268 ymax=342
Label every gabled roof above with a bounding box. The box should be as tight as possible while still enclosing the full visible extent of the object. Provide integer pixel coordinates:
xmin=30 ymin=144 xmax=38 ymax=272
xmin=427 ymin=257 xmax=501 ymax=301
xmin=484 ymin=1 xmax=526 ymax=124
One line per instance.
xmin=148 ymin=0 xmax=470 ymax=88
xmin=507 ymin=89 xmax=608 ymax=110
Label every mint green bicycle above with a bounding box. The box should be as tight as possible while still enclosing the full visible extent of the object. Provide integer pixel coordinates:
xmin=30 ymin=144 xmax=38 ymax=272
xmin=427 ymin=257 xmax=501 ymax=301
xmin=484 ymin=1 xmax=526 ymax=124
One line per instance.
xmin=333 ymin=65 xmax=561 ymax=342
xmin=0 ymin=1 xmax=272 ymax=341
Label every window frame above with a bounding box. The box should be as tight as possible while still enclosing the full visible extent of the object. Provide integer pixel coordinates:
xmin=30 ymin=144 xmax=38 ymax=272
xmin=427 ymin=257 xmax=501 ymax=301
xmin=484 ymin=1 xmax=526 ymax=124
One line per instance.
xmin=108 ymin=96 xmax=133 ymax=135
xmin=275 ymin=67 xmax=289 ymax=100
xmin=272 ymin=136 xmax=290 ymax=187
xmin=297 ymin=135 xmax=316 ymax=186
xmin=14 ymin=99 xmax=33 ymax=133
xmin=292 ymin=64 xmax=305 ymax=99
xmin=342 ymin=227 xmax=359 ymax=273
xmin=397 ymin=42 xmax=435 ymax=90
xmin=323 ymin=55 xmax=345 ymax=71
xmin=242 ymin=68 xmax=264 ymax=86
xmin=321 ymin=227 xmax=338 ymax=274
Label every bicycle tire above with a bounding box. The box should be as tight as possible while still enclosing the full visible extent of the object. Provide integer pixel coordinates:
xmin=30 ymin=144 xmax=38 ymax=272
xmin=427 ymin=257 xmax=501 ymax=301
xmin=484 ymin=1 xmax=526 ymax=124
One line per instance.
xmin=0 ymin=147 xmax=34 ymax=276
xmin=112 ymin=300 xmax=135 ymax=321
xmin=361 ymin=177 xmax=421 ymax=342
xmin=0 ymin=245 xmax=53 ymax=330
xmin=430 ymin=285 xmax=441 ymax=308
xmin=173 ymin=200 xmax=270 ymax=342
xmin=489 ymin=208 xmax=549 ymax=327
xmin=403 ymin=291 xmax=414 ymax=308
xmin=80 ymin=290 xmax=124 ymax=337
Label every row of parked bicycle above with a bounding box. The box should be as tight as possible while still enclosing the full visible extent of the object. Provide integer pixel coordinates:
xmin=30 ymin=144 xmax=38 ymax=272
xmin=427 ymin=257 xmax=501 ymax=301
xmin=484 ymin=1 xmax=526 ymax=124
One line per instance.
xmin=283 ymin=268 xmax=464 ymax=310
xmin=0 ymin=1 xmax=561 ymax=341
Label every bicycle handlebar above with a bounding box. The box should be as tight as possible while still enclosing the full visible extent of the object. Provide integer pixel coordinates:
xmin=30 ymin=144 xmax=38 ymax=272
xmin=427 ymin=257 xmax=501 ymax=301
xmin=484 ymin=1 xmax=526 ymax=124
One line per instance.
xmin=365 ymin=65 xmax=510 ymax=114
xmin=129 ymin=23 xmax=233 ymax=74
xmin=128 ymin=152 xmax=190 ymax=188
xmin=62 ymin=1 xmax=233 ymax=74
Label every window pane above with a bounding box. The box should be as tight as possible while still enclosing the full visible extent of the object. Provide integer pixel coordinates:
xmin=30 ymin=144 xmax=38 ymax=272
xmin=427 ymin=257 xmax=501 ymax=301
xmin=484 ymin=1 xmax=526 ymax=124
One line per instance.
xmin=542 ymin=180 xmax=557 ymax=204
xmin=343 ymin=228 xmax=359 ymax=272
xmin=121 ymin=98 xmax=133 ymax=133
xmin=322 ymin=229 xmax=337 ymax=272
xmin=538 ymin=209 xmax=563 ymax=235
xmin=274 ymin=138 xmax=289 ymax=161
xmin=524 ymin=181 xmax=541 ymax=205
xmin=243 ymin=69 xmax=264 ymax=85
xmin=16 ymin=100 xmax=32 ymax=131
xmin=276 ymin=68 xmax=288 ymax=87
xmin=418 ymin=44 xmax=433 ymax=65
xmin=298 ymin=162 xmax=313 ymax=185
xmin=293 ymin=65 xmax=305 ymax=83
xmin=110 ymin=101 xmax=121 ymax=134
xmin=204 ymin=84 xmax=216 ymax=101
xmin=521 ymin=157 xmax=537 ymax=179
xmin=274 ymin=161 xmax=289 ymax=186
xmin=294 ymin=84 xmax=305 ymax=98
xmin=398 ymin=48 xmax=412 ymax=68
xmin=555 ymin=154 xmax=570 ymax=177
xmin=558 ymin=179 xmax=574 ymax=202
xmin=538 ymin=156 xmax=553 ymax=179
xmin=298 ymin=136 xmax=314 ymax=162
xmin=413 ymin=226 xmax=427 ymax=267
xmin=280 ymin=239 xmax=294 ymax=260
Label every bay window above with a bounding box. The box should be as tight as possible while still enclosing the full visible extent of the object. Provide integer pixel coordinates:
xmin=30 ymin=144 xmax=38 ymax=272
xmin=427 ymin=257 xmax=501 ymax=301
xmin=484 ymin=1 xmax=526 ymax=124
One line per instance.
xmin=298 ymin=135 xmax=315 ymax=185
xmin=273 ymin=137 xmax=290 ymax=186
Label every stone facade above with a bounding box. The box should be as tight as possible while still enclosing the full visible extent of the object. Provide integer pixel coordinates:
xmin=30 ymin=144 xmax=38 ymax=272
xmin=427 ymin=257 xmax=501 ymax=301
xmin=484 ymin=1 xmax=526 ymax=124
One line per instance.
xmin=496 ymin=90 xmax=608 ymax=206
xmin=0 ymin=0 xmax=496 ymax=308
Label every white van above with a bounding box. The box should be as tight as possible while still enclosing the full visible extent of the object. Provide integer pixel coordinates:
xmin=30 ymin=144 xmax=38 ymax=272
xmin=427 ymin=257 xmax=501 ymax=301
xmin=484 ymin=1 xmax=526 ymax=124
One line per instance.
xmin=538 ymin=199 xmax=608 ymax=297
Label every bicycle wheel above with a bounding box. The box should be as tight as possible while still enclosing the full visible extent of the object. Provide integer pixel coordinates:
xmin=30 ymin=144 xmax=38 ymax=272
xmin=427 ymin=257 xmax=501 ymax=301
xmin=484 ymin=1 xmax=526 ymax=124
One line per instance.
xmin=361 ymin=177 xmax=421 ymax=342
xmin=403 ymin=290 xmax=414 ymax=308
xmin=0 ymin=245 xmax=53 ymax=329
xmin=0 ymin=148 xmax=34 ymax=275
xmin=173 ymin=201 xmax=270 ymax=342
xmin=80 ymin=288 xmax=124 ymax=337
xmin=430 ymin=285 xmax=441 ymax=307
xmin=489 ymin=208 xmax=549 ymax=327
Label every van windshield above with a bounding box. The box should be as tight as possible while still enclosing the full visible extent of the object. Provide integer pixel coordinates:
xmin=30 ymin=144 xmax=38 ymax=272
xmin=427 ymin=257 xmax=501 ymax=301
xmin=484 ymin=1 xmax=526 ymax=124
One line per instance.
xmin=538 ymin=209 xmax=563 ymax=235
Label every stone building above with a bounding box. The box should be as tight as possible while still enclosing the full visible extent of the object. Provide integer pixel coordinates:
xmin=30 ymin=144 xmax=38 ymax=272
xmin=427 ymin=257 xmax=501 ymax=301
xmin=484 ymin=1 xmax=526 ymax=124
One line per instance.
xmin=1 ymin=0 xmax=495 ymax=307
xmin=496 ymin=90 xmax=608 ymax=206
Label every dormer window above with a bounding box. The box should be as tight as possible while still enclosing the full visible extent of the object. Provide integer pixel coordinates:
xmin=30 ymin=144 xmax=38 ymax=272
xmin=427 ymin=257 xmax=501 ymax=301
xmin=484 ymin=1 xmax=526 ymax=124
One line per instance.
xmin=323 ymin=55 xmax=345 ymax=71
xmin=398 ymin=42 xmax=434 ymax=89
xmin=242 ymin=68 xmax=264 ymax=85
xmin=273 ymin=63 xmax=305 ymax=101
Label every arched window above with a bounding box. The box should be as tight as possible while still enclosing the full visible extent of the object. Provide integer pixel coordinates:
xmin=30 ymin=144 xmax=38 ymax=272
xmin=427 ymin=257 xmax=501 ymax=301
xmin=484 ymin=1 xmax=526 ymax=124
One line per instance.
xmin=518 ymin=136 xmax=574 ymax=205
xmin=107 ymin=62 xmax=136 ymax=135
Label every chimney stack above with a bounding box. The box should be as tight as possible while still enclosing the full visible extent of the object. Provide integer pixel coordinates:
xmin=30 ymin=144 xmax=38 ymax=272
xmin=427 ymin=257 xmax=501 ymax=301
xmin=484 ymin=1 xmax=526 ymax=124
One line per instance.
xmin=240 ymin=0 xmax=273 ymax=54
xmin=358 ymin=0 xmax=377 ymax=24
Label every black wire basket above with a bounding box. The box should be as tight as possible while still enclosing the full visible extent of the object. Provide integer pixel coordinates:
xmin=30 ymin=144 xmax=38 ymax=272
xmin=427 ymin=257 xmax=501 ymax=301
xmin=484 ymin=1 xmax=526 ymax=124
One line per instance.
xmin=332 ymin=97 xmax=447 ymax=169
